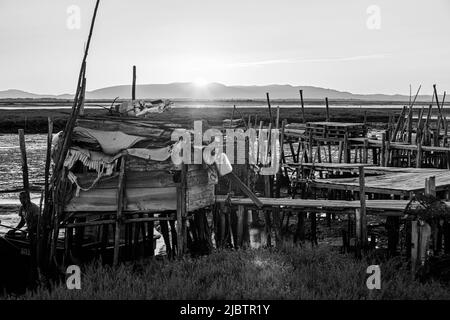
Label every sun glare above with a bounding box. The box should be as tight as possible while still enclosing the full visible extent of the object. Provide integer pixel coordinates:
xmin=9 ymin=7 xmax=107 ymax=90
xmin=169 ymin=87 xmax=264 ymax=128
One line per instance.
xmin=194 ymin=77 xmax=208 ymax=87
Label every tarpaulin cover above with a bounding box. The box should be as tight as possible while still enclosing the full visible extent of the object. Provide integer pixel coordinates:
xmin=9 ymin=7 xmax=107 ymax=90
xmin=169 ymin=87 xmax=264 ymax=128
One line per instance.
xmin=73 ymin=126 xmax=146 ymax=155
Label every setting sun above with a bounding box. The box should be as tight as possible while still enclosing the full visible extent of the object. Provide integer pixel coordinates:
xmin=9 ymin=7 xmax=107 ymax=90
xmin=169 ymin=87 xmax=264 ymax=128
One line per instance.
xmin=193 ymin=77 xmax=208 ymax=87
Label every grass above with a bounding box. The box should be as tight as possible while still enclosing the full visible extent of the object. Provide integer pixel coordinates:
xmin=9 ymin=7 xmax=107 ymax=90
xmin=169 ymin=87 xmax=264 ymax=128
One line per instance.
xmin=17 ymin=244 xmax=450 ymax=300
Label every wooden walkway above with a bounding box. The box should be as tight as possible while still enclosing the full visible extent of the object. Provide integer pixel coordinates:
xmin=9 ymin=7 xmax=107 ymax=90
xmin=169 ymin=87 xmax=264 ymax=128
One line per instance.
xmin=289 ymin=163 xmax=450 ymax=196
xmin=215 ymin=195 xmax=446 ymax=217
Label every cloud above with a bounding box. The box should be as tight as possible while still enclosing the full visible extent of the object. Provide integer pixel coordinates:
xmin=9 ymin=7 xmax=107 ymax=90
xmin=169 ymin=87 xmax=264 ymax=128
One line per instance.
xmin=228 ymin=53 xmax=388 ymax=67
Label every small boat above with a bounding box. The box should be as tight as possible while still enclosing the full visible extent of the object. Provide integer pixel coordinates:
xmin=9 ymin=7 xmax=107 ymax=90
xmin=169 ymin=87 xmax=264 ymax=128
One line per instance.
xmin=0 ymin=233 xmax=33 ymax=294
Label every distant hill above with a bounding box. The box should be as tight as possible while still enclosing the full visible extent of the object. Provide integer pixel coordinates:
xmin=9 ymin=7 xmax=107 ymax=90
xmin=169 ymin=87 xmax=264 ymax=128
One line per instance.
xmin=0 ymin=83 xmax=437 ymax=102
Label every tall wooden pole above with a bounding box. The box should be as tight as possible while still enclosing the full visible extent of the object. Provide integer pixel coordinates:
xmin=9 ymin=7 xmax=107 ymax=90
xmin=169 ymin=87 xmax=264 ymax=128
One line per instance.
xmin=113 ymin=157 xmax=126 ymax=267
xmin=132 ymin=65 xmax=136 ymax=101
xmin=176 ymin=164 xmax=187 ymax=256
xmin=357 ymin=166 xmax=367 ymax=251
xmin=299 ymin=90 xmax=305 ymax=123
xmin=18 ymin=129 xmax=29 ymax=195
xmin=266 ymin=92 xmax=273 ymax=125
xmin=325 ymin=97 xmax=330 ymax=122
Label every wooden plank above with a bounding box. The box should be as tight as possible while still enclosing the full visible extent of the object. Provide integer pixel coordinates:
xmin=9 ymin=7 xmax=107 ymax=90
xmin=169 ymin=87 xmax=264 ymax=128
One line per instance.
xmin=76 ymin=168 xmax=212 ymax=190
xmin=215 ymin=196 xmax=433 ymax=211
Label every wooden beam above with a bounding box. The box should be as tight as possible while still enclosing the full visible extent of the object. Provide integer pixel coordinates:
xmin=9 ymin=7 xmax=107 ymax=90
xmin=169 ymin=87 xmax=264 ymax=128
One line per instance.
xmin=113 ymin=157 xmax=126 ymax=267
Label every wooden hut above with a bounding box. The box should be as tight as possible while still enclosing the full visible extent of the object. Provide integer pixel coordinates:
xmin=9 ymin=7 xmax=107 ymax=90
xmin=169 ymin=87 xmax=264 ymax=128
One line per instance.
xmin=52 ymin=112 xmax=217 ymax=265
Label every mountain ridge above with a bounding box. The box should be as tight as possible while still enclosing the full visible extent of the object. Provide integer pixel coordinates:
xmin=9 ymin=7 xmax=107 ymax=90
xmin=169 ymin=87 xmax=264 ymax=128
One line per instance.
xmin=0 ymin=83 xmax=437 ymax=102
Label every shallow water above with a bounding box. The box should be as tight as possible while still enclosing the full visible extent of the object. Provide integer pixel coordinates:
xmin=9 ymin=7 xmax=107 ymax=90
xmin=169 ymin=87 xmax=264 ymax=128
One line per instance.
xmin=0 ymin=134 xmax=46 ymax=234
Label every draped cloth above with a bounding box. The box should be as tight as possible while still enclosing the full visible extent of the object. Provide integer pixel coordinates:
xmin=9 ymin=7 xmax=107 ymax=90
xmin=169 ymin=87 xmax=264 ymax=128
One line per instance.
xmin=73 ymin=126 xmax=145 ymax=155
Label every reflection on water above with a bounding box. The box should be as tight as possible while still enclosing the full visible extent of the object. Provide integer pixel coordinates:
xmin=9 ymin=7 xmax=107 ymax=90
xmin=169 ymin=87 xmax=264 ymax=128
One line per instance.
xmin=0 ymin=133 xmax=46 ymax=234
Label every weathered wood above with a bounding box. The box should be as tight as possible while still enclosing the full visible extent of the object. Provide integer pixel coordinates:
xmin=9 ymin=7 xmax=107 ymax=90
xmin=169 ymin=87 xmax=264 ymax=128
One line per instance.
xmin=416 ymin=142 xmax=423 ymax=168
xmin=363 ymin=138 xmax=369 ymax=164
xmin=266 ymin=92 xmax=273 ymax=125
xmin=358 ymin=167 xmax=367 ymax=248
xmin=18 ymin=129 xmax=30 ymax=194
xmin=391 ymin=106 xmax=407 ymax=142
xmin=299 ymin=90 xmax=305 ymax=123
xmin=176 ymin=164 xmax=187 ymax=256
xmin=236 ymin=205 xmax=245 ymax=247
xmin=113 ymin=157 xmax=126 ymax=267
xmin=425 ymin=176 xmax=436 ymax=197
xmin=385 ymin=130 xmax=391 ymax=166
xmin=325 ymin=97 xmax=330 ymax=122
xmin=132 ymin=65 xmax=136 ymax=100
xmin=343 ymin=131 xmax=349 ymax=163
xmin=215 ymin=195 xmax=435 ymax=213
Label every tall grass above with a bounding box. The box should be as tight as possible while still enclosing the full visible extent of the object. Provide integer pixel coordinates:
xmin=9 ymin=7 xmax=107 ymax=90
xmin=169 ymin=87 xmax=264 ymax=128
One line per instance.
xmin=19 ymin=244 xmax=450 ymax=300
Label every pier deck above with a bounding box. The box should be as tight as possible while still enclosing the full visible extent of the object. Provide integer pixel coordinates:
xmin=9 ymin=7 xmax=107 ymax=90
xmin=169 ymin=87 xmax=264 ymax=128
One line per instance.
xmin=290 ymin=163 xmax=450 ymax=195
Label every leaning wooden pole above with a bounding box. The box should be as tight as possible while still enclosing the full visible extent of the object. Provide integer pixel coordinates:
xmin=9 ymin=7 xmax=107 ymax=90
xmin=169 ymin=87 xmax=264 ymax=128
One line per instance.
xmin=266 ymin=92 xmax=273 ymax=125
xmin=53 ymin=0 xmax=100 ymax=179
xmin=299 ymin=90 xmax=305 ymax=123
xmin=18 ymin=129 xmax=30 ymax=195
xmin=47 ymin=1 xmax=100 ymax=266
xmin=325 ymin=97 xmax=330 ymax=122
xmin=38 ymin=118 xmax=53 ymax=269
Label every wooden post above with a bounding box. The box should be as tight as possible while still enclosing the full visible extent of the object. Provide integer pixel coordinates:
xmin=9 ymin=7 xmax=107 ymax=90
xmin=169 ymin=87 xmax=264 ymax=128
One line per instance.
xmin=385 ymin=130 xmax=391 ymax=166
xmin=433 ymin=84 xmax=446 ymax=129
xmin=343 ymin=131 xmax=350 ymax=163
xmin=363 ymin=138 xmax=369 ymax=164
xmin=391 ymin=106 xmax=407 ymax=142
xmin=299 ymin=90 xmax=305 ymax=123
xmin=310 ymin=212 xmax=317 ymax=246
xmin=236 ymin=205 xmax=245 ymax=247
xmin=325 ymin=97 xmax=330 ymax=122
xmin=39 ymin=118 xmax=53 ymax=269
xmin=309 ymin=129 xmax=314 ymax=163
xmin=132 ymin=65 xmax=136 ymax=101
xmin=425 ymin=176 xmax=436 ymax=197
xmin=18 ymin=129 xmax=30 ymax=195
xmin=358 ymin=167 xmax=367 ymax=249
xmin=407 ymin=105 xmax=413 ymax=144
xmin=338 ymin=141 xmax=343 ymax=163
xmin=416 ymin=142 xmax=423 ymax=168
xmin=276 ymin=106 xmax=280 ymax=130
xmin=231 ymin=105 xmax=235 ymax=123
xmin=266 ymin=92 xmax=273 ymax=125
xmin=381 ymin=132 xmax=386 ymax=166
xmin=416 ymin=106 xmax=425 ymax=144
xmin=411 ymin=177 xmax=436 ymax=272
xmin=113 ymin=157 xmax=126 ymax=267
xmin=176 ymin=164 xmax=187 ymax=256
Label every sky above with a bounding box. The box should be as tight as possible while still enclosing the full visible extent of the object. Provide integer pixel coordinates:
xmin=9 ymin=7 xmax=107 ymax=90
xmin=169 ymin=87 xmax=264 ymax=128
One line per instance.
xmin=0 ymin=0 xmax=449 ymax=95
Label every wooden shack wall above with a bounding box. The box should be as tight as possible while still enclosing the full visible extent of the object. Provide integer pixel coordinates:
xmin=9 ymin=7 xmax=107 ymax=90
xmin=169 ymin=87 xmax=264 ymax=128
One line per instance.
xmin=65 ymin=156 xmax=216 ymax=213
